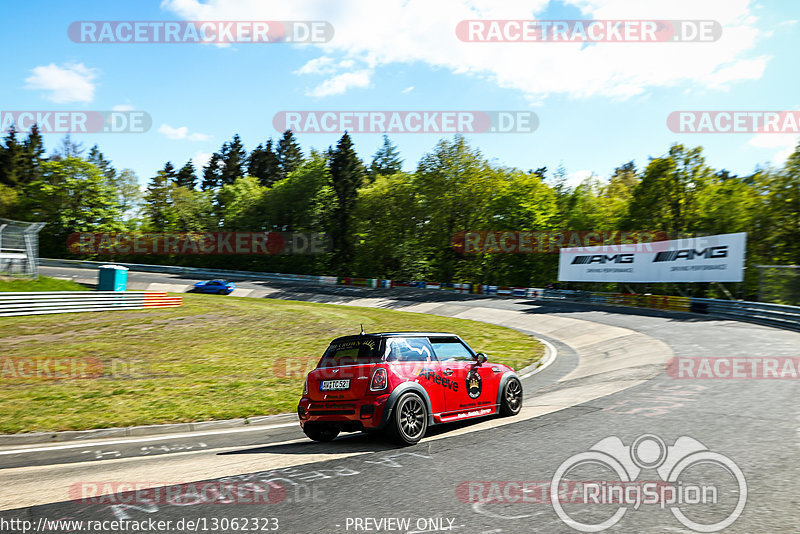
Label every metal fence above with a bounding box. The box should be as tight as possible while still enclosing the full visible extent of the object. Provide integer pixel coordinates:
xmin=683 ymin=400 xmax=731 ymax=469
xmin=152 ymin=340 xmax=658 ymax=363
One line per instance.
xmin=0 ymin=218 xmax=45 ymax=278
xmin=0 ymin=291 xmax=182 ymax=317
xmin=532 ymin=289 xmax=800 ymax=331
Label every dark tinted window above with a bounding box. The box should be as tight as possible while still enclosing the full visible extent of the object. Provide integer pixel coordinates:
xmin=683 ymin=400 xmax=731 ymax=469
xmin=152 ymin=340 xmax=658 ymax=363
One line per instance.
xmin=319 ymin=338 xmax=382 ymax=367
xmin=385 ymin=337 xmax=435 ymax=362
xmin=430 ymin=337 xmax=474 ymax=361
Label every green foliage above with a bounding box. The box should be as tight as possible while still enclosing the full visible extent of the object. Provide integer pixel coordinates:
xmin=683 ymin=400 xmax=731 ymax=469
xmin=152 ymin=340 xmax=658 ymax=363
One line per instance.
xmin=4 ymin=124 xmax=799 ymax=300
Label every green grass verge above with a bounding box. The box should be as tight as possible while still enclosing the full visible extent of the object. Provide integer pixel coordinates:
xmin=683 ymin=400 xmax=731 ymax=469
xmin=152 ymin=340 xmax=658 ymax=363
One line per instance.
xmin=0 ymin=276 xmax=88 ymax=292
xmin=0 ymin=293 xmax=543 ymax=434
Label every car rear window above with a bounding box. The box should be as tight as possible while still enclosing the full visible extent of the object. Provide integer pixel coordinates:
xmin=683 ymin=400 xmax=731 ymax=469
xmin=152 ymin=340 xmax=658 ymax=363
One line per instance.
xmin=318 ymin=338 xmax=382 ymax=367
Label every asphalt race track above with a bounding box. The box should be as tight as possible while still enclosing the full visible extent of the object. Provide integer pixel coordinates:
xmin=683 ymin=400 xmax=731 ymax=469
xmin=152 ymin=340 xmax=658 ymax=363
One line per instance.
xmin=0 ymin=265 xmax=797 ymax=533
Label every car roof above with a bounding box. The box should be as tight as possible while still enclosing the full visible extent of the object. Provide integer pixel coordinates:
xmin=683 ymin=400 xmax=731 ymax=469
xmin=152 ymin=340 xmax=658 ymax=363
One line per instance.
xmin=329 ymin=332 xmax=461 ymax=343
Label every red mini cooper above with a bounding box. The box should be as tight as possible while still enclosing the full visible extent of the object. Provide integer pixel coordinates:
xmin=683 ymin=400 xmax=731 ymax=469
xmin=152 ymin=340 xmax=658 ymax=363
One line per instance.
xmin=297 ymin=332 xmax=523 ymax=445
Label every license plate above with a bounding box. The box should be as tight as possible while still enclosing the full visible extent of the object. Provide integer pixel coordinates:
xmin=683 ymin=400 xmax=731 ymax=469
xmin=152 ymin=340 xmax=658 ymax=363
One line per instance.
xmin=320 ymin=379 xmax=350 ymax=391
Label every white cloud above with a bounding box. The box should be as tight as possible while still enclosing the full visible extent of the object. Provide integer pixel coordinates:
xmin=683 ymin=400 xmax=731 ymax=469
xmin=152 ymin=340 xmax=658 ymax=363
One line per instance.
xmin=24 ymin=63 xmax=98 ymax=103
xmin=158 ymin=123 xmax=212 ymax=141
xmin=191 ymin=150 xmax=212 ymax=169
xmin=747 ymin=133 xmax=799 ymax=165
xmin=162 ymin=0 xmax=767 ymax=101
xmin=307 ymin=70 xmax=372 ymax=98
xmin=294 ymin=56 xmax=337 ymax=75
xmin=402 ymin=86 xmax=415 ymax=93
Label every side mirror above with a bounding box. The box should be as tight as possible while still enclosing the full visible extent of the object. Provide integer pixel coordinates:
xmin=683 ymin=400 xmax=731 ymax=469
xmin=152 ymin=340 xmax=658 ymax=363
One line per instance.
xmin=475 ymin=353 xmax=488 ymax=365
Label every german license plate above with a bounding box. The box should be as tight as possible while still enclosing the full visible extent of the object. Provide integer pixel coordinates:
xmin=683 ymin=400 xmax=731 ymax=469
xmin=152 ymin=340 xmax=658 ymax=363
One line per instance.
xmin=320 ymin=379 xmax=350 ymax=391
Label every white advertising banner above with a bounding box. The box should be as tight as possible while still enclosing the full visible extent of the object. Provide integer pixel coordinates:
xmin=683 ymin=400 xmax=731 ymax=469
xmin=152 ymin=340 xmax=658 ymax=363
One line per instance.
xmin=558 ymin=232 xmax=746 ymax=283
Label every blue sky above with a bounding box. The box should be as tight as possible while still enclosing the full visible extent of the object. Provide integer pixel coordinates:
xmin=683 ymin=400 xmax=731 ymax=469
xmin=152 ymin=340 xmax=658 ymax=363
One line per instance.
xmin=2 ymin=0 xmax=799 ymax=187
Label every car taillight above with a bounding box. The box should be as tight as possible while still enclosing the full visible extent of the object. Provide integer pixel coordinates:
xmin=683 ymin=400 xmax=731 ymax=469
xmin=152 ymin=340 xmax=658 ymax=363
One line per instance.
xmin=370 ymin=368 xmax=388 ymax=391
xmin=302 ymin=377 xmax=308 ymax=395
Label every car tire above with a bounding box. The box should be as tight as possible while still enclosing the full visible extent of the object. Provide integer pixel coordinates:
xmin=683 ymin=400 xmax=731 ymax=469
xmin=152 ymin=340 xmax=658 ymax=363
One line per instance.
xmin=388 ymin=393 xmax=428 ymax=446
xmin=217 ymin=289 xmax=226 ymax=295
xmin=500 ymin=377 xmax=523 ymax=416
xmin=303 ymin=424 xmax=340 ymax=442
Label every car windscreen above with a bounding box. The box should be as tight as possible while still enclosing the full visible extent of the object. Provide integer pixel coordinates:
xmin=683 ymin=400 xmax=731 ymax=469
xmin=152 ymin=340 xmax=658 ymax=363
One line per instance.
xmin=318 ymin=338 xmax=382 ymax=367
xmin=430 ymin=337 xmax=474 ymax=361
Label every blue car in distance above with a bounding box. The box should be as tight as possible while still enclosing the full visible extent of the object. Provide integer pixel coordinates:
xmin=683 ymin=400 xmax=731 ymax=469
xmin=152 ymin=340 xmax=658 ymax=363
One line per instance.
xmin=192 ymin=279 xmax=236 ymax=295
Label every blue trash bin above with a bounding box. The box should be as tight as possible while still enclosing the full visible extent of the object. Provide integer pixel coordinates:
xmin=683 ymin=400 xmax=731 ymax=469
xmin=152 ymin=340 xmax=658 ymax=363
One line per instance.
xmin=98 ymin=265 xmax=129 ymax=291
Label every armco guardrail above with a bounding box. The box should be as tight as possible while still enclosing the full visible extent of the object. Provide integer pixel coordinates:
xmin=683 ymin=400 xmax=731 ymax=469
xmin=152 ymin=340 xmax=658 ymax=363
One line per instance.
xmin=39 ymin=258 xmax=800 ymax=331
xmin=40 ymin=258 xmax=325 ymax=284
xmin=0 ymin=291 xmax=181 ymax=317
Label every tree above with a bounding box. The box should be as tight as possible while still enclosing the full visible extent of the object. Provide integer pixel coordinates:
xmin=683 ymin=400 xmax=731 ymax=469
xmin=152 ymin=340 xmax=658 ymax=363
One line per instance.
xmin=0 ymin=124 xmax=21 ymax=186
xmin=247 ymin=139 xmax=281 ymax=187
xmin=19 ymin=124 xmax=45 ymax=186
xmin=368 ymin=135 xmax=403 ymax=181
xmin=276 ymin=130 xmax=304 ymax=180
xmin=144 ymin=163 xmax=175 ymax=231
xmin=202 ymin=153 xmax=223 ymax=190
xmin=176 ymin=160 xmax=197 ymax=189
xmin=168 ymin=184 xmax=215 ymax=232
xmin=87 ymin=145 xmax=117 ymax=183
xmin=625 ymin=144 xmax=712 ymax=234
xmin=28 ymin=157 xmax=123 ymax=254
xmin=51 ymin=134 xmax=85 ymax=160
xmin=327 ymin=133 xmax=365 ymax=272
xmin=220 ymin=134 xmax=246 ymax=185
xmin=413 ymin=136 xmax=496 ymax=281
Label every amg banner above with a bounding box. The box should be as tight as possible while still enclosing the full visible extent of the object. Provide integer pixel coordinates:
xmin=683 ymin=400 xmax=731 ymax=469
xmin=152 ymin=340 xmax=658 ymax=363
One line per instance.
xmin=558 ymin=232 xmax=746 ymax=283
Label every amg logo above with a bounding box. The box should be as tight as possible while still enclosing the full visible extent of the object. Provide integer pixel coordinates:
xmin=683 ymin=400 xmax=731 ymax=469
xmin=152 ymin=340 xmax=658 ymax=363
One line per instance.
xmin=652 ymin=246 xmax=728 ymax=262
xmin=571 ymin=254 xmax=635 ymax=265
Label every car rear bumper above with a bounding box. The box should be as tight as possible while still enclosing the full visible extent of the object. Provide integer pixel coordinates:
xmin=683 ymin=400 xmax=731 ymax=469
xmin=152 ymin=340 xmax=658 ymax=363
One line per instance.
xmin=297 ymin=395 xmax=390 ymax=431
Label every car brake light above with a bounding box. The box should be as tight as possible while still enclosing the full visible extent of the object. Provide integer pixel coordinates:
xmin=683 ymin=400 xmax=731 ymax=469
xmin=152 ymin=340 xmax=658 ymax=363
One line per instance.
xmin=302 ymin=377 xmax=308 ymax=395
xmin=370 ymin=368 xmax=388 ymax=391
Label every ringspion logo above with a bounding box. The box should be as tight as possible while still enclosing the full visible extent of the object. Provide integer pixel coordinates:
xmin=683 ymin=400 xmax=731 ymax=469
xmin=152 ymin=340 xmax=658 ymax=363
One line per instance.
xmin=551 ymin=434 xmax=746 ymax=532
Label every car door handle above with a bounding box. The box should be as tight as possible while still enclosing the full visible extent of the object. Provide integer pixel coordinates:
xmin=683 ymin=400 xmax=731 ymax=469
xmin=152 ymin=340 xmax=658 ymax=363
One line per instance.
xmin=492 ymin=368 xmax=501 ymax=373
xmin=443 ymin=368 xmax=453 ymax=376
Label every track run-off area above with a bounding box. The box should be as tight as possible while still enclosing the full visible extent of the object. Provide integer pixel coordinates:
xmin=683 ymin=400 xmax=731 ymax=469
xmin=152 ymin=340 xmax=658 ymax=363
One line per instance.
xmin=0 ymin=265 xmax=798 ymax=533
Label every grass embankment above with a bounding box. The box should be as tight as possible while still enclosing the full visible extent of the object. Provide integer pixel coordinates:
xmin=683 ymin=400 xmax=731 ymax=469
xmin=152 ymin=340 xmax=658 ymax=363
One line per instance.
xmin=0 ymin=294 xmax=543 ymax=433
xmin=0 ymin=276 xmax=87 ymax=292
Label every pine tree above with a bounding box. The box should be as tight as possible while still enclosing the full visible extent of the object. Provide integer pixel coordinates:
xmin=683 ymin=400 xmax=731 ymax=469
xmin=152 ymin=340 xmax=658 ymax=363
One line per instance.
xmin=0 ymin=124 xmax=21 ymax=186
xmin=220 ymin=134 xmax=246 ymax=185
xmin=276 ymin=130 xmax=304 ymax=179
xmin=327 ymin=132 xmax=365 ymax=271
xmin=51 ymin=134 xmax=85 ymax=160
xmin=161 ymin=161 xmax=178 ymax=183
xmin=247 ymin=139 xmax=281 ymax=187
xmin=202 ymin=153 xmax=222 ymax=190
xmin=144 ymin=164 xmax=174 ymax=231
xmin=368 ymin=135 xmax=403 ymax=180
xmin=176 ymin=160 xmax=197 ymax=189
xmin=19 ymin=124 xmax=45 ymax=185
xmin=87 ymin=145 xmax=117 ymax=183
